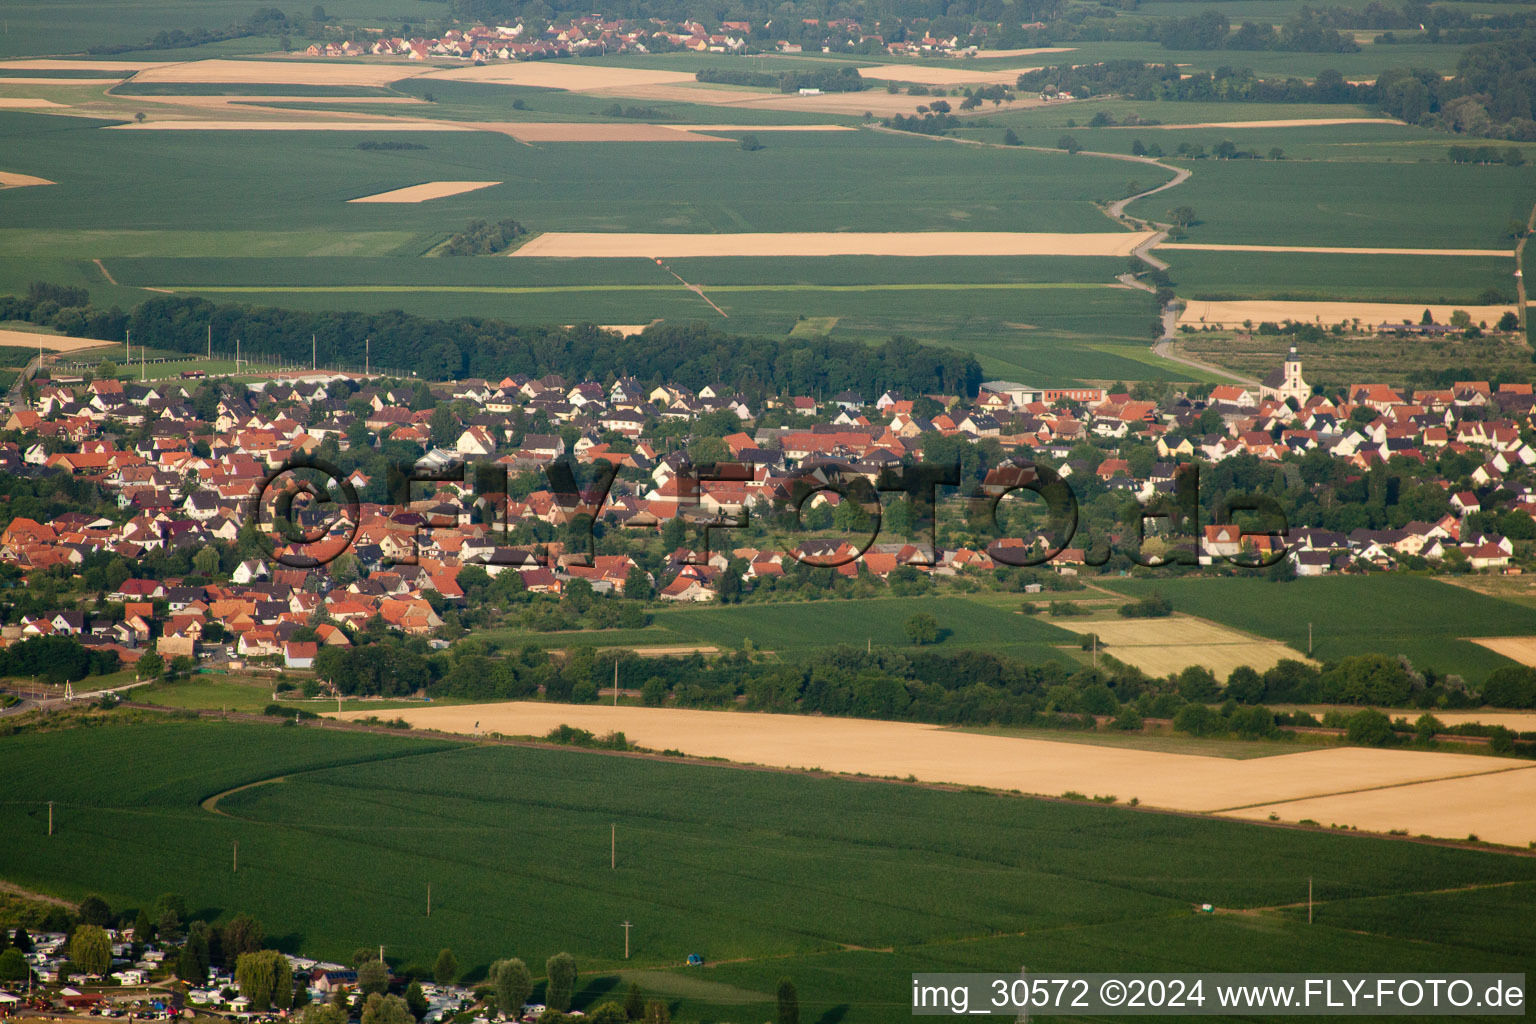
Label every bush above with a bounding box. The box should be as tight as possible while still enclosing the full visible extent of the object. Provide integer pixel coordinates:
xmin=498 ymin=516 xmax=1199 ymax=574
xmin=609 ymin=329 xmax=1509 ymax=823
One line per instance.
xmin=1118 ymin=592 xmax=1172 ymax=618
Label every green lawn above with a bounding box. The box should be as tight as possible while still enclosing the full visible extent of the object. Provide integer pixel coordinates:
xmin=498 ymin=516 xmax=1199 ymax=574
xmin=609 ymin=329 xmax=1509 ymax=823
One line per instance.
xmin=0 ymin=719 xmax=1531 ymax=1024
xmin=1100 ymin=575 xmax=1536 ymax=681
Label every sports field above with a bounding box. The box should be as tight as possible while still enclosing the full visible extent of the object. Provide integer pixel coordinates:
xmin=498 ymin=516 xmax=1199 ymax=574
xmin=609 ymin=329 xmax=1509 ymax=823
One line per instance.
xmin=0 ymin=718 xmax=1531 ymax=1019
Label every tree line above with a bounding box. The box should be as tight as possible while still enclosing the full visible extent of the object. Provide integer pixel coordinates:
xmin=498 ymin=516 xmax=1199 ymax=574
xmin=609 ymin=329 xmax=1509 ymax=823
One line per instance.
xmin=695 ymin=66 xmax=866 ymax=93
xmin=1 ymin=285 xmax=981 ymax=399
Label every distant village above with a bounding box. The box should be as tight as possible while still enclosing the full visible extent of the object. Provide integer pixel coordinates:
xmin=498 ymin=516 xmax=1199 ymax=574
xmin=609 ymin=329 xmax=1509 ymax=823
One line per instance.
xmin=1 ymin=340 xmax=1534 ymax=671
xmin=297 ymin=14 xmax=1015 ymax=62
xmin=4 ymin=923 xmax=481 ymax=1022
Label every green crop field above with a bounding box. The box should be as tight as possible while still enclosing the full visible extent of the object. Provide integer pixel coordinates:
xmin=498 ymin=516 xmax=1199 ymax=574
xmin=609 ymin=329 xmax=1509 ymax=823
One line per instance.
xmin=1165 ymin=250 xmax=1519 ymax=303
xmin=0 ymin=719 xmax=1532 ymax=1024
xmin=1100 ymin=575 xmax=1536 ymax=681
xmin=649 ymin=595 xmax=1085 ymax=660
xmin=1125 ymin=158 xmax=1536 ymax=249
xmin=0 ymin=113 xmax=1149 ymax=251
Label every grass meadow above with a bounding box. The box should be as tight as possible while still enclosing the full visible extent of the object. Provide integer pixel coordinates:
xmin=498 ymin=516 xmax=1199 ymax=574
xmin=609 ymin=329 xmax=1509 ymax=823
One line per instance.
xmin=1100 ymin=575 xmax=1536 ymax=681
xmin=0 ymin=719 xmax=1531 ymax=1024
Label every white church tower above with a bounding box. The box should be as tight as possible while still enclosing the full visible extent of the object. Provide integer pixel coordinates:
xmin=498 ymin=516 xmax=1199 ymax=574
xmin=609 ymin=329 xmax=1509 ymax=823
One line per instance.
xmin=1260 ymin=346 xmax=1309 ymax=405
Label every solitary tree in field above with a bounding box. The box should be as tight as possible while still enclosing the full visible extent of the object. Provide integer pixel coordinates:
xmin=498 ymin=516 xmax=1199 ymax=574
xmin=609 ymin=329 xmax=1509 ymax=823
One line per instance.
xmin=777 ymin=978 xmax=799 ymax=1024
xmin=134 ymin=111 xmax=146 ymax=123
xmin=545 ymin=953 xmax=578 ymax=1013
xmin=433 ymin=948 xmax=458 ymax=986
xmin=904 ymin=612 xmax=940 ymax=645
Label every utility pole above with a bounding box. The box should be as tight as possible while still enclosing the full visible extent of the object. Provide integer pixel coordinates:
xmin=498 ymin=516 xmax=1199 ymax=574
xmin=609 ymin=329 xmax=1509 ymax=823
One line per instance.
xmin=1308 ymin=622 xmax=1313 ymax=656
xmin=379 ymin=945 xmax=384 ymax=965
xmin=426 ymin=883 xmax=431 ymax=917
xmin=611 ymin=823 xmax=615 ymax=870
xmin=141 ymin=346 xmax=146 ymax=382
xmin=47 ymin=801 xmax=53 ymax=836
xmin=207 ymin=322 xmax=211 ymax=360
xmin=312 ymin=333 xmax=317 ymax=371
xmin=125 ymin=329 xmax=130 ymax=365
xmin=365 ymin=336 xmax=371 ymax=376
xmin=1092 ymin=633 xmax=1098 ymax=668
xmin=1308 ymin=877 xmax=1313 ymax=924
xmin=232 ymin=840 xmax=238 ymax=873
xmin=236 ymin=336 xmax=241 ymax=374
xmin=621 ymin=921 xmax=631 ymax=959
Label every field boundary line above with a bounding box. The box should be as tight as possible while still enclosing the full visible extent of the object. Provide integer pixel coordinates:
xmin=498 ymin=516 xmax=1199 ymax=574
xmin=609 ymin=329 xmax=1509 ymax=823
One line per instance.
xmin=1210 ymin=762 xmax=1536 ymax=813
xmin=92 ymin=258 xmax=117 ymax=285
xmin=1234 ymin=877 xmax=1535 ymax=916
xmin=196 ymin=742 xmax=463 ymax=817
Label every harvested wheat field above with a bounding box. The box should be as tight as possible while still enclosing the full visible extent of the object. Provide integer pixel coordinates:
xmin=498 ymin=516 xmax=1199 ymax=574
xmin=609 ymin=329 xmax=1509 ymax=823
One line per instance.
xmin=1161 ymin=242 xmax=1512 ymax=257
xmin=513 ymin=230 xmax=1155 ymax=258
xmin=1227 ymin=765 xmax=1536 ymax=848
xmin=0 ymin=328 xmax=114 ymax=352
xmin=0 ymin=98 xmax=61 ymax=108
xmin=0 ymin=59 xmax=151 ymax=72
xmin=1178 ymin=299 xmax=1517 ymax=328
xmin=349 ymin=180 xmax=502 ymax=203
xmin=130 ymin=59 xmax=425 ymax=88
xmin=0 ymin=171 xmax=54 ymax=188
xmin=1277 ymin=705 xmax=1536 ymax=732
xmin=1471 ymin=636 xmax=1536 ymax=668
xmin=426 ymin=62 xmax=696 ymax=92
xmin=1114 ymin=118 xmax=1402 ymax=130
xmin=341 ymin=701 xmax=1524 ymax=842
xmin=854 ymin=63 xmax=1032 ymax=87
xmin=107 ymin=119 xmax=472 ymax=131
xmin=487 ymin=122 xmax=725 ymax=142
xmin=1051 ymin=615 xmax=1308 ymax=679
